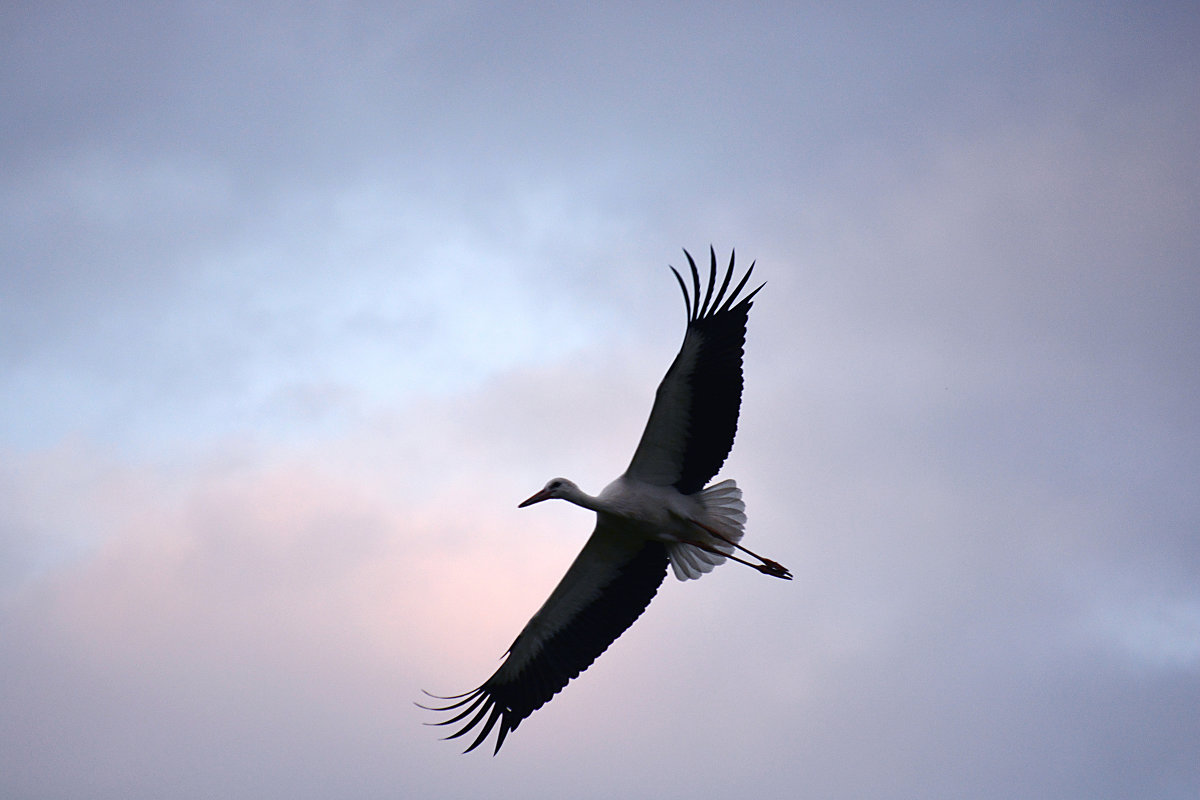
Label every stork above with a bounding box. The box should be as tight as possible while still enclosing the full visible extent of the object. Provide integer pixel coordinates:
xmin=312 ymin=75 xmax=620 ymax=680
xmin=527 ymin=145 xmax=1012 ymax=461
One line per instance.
xmin=421 ymin=247 xmax=790 ymax=754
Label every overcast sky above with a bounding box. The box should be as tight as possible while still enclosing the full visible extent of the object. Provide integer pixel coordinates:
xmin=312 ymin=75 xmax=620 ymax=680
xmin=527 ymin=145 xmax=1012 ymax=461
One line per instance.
xmin=3 ymin=3 xmax=1198 ymax=799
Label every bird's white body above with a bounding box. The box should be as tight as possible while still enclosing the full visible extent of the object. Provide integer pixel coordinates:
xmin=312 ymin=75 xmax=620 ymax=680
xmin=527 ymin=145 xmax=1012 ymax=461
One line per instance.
xmin=423 ymin=248 xmax=788 ymax=754
xmin=542 ymin=475 xmax=747 ymax=580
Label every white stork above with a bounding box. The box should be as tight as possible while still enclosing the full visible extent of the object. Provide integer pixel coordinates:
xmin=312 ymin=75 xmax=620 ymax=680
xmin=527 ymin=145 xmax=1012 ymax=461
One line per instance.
xmin=421 ymin=247 xmax=790 ymax=754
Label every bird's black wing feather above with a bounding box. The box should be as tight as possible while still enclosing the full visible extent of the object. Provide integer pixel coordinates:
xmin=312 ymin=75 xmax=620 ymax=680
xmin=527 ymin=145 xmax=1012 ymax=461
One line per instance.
xmin=421 ymin=522 xmax=669 ymax=754
xmin=627 ymin=247 xmax=763 ymax=494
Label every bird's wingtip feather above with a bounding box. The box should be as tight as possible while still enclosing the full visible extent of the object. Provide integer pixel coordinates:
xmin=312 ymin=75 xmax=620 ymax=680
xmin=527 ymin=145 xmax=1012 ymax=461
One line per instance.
xmin=684 ymin=249 xmax=702 ymax=320
xmin=668 ymin=265 xmax=691 ymax=318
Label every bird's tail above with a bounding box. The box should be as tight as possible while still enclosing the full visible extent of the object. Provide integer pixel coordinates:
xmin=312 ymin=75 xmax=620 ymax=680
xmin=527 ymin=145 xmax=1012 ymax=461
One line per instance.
xmin=667 ymin=479 xmax=746 ymax=581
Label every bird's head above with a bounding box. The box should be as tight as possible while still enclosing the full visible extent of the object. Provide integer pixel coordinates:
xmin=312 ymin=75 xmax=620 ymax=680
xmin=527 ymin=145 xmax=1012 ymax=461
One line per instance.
xmin=518 ymin=478 xmax=579 ymax=508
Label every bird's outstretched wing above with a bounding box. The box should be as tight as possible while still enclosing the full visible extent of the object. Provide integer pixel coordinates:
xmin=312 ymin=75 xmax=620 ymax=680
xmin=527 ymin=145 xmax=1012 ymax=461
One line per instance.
xmin=421 ymin=519 xmax=669 ymax=754
xmin=625 ymin=247 xmax=763 ymax=494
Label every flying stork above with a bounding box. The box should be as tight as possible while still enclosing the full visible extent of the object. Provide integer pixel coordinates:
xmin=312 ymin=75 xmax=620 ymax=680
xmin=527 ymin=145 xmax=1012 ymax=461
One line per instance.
xmin=421 ymin=247 xmax=790 ymax=754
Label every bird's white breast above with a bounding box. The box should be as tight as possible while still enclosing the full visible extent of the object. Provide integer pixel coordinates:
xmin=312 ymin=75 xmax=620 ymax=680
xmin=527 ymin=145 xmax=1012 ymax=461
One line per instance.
xmin=595 ymin=475 xmax=700 ymax=542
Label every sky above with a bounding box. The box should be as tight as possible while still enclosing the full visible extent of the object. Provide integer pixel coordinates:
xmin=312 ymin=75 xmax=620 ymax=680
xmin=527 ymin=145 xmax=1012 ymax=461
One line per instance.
xmin=2 ymin=2 xmax=1198 ymax=798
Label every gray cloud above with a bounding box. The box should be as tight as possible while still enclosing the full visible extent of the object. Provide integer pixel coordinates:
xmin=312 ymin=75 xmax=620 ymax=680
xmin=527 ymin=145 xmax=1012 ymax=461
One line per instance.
xmin=2 ymin=3 xmax=1198 ymax=799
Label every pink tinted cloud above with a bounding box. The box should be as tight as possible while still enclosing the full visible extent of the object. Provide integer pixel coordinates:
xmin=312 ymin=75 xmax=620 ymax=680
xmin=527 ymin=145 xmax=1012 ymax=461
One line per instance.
xmin=0 ymin=421 xmax=596 ymax=794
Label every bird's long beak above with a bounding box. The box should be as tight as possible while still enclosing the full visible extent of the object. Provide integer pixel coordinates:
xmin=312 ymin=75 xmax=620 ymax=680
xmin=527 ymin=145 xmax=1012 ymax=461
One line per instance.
xmin=518 ymin=489 xmax=552 ymax=508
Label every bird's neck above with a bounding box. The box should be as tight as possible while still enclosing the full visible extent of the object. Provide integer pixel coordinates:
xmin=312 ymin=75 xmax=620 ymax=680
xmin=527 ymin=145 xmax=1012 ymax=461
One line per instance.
xmin=564 ymin=486 xmax=603 ymax=513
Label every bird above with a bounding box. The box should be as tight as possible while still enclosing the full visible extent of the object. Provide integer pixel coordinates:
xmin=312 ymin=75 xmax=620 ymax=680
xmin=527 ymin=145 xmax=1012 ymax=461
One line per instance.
xmin=420 ymin=247 xmax=791 ymax=755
